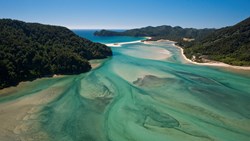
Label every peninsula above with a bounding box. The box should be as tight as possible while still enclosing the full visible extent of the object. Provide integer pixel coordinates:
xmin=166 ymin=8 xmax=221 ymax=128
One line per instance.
xmin=94 ymin=17 xmax=250 ymax=66
xmin=0 ymin=19 xmax=112 ymax=89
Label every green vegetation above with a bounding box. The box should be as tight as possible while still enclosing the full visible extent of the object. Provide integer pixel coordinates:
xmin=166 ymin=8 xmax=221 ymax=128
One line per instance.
xmin=0 ymin=19 xmax=112 ymax=89
xmin=94 ymin=25 xmax=215 ymax=41
xmin=95 ymin=17 xmax=250 ymax=66
xmin=183 ymin=17 xmax=250 ymax=66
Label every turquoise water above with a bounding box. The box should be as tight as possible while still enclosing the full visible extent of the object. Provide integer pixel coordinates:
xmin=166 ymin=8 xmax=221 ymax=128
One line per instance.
xmin=73 ymin=30 xmax=145 ymax=44
xmin=0 ymin=30 xmax=250 ymax=141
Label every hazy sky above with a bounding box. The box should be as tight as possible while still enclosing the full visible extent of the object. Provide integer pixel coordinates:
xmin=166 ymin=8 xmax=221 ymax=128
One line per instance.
xmin=0 ymin=0 xmax=250 ymax=29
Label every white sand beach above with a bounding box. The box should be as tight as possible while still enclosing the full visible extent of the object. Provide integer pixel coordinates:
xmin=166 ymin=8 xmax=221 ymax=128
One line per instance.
xmin=105 ymin=40 xmax=142 ymax=47
xmin=106 ymin=37 xmax=250 ymax=70
xmin=173 ymin=43 xmax=250 ymax=70
xmin=106 ymin=37 xmax=152 ymax=47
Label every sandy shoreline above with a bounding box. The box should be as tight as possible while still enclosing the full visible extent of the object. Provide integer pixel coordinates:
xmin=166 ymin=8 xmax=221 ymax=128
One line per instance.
xmin=172 ymin=43 xmax=250 ymax=70
xmin=105 ymin=40 xmax=142 ymax=47
xmin=103 ymin=36 xmax=250 ymax=70
xmin=105 ymin=37 xmax=152 ymax=47
xmin=141 ymin=38 xmax=250 ymax=70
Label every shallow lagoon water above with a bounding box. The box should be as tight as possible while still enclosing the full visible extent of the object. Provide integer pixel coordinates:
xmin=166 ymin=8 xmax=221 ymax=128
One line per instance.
xmin=0 ymin=31 xmax=250 ymax=141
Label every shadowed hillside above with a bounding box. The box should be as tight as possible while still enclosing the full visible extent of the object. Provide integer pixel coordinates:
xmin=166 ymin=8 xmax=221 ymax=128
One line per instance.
xmin=0 ymin=19 xmax=112 ymax=89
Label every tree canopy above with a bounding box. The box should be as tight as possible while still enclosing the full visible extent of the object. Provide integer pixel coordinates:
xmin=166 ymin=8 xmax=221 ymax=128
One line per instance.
xmin=0 ymin=19 xmax=112 ymax=89
xmin=95 ymin=17 xmax=250 ymax=66
xmin=182 ymin=17 xmax=250 ymax=66
xmin=94 ymin=25 xmax=215 ymax=41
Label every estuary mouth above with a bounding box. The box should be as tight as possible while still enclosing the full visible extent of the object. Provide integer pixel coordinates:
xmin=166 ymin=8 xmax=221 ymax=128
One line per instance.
xmin=1 ymin=31 xmax=250 ymax=141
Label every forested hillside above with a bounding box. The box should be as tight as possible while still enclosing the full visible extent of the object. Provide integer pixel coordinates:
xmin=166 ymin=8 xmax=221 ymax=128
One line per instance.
xmin=0 ymin=19 xmax=112 ymax=89
xmin=183 ymin=17 xmax=250 ymax=66
xmin=95 ymin=17 xmax=250 ymax=66
xmin=94 ymin=25 xmax=215 ymax=41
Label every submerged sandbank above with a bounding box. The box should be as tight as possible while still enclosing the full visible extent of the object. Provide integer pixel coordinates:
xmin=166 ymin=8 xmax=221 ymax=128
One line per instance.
xmin=105 ymin=36 xmax=250 ymax=70
xmin=1 ymin=34 xmax=250 ymax=141
xmin=146 ymin=39 xmax=250 ymax=70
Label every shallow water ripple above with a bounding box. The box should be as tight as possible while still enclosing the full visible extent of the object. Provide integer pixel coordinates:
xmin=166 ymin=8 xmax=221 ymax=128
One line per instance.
xmin=0 ymin=41 xmax=250 ymax=141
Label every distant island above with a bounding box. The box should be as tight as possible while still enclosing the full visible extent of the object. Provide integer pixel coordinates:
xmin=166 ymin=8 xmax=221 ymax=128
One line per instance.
xmin=0 ymin=19 xmax=112 ymax=89
xmin=94 ymin=17 xmax=250 ymax=66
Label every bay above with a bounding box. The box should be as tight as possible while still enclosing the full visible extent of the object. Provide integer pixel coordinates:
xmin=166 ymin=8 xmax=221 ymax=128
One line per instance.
xmin=0 ymin=30 xmax=250 ymax=141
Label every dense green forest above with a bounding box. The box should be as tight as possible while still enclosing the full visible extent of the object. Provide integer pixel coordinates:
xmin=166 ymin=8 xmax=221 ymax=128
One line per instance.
xmin=182 ymin=17 xmax=250 ymax=66
xmin=0 ymin=19 xmax=112 ymax=89
xmin=95 ymin=17 xmax=250 ymax=66
xmin=94 ymin=25 xmax=215 ymax=41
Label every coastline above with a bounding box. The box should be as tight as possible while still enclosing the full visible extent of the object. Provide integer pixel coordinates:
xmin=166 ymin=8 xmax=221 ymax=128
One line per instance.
xmin=0 ymin=58 xmax=109 ymax=90
xmin=105 ymin=40 xmax=142 ymax=47
xmin=141 ymin=38 xmax=250 ymax=70
xmin=172 ymin=42 xmax=250 ymax=70
xmin=105 ymin=37 xmax=151 ymax=47
xmin=0 ymin=57 xmax=111 ymax=90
